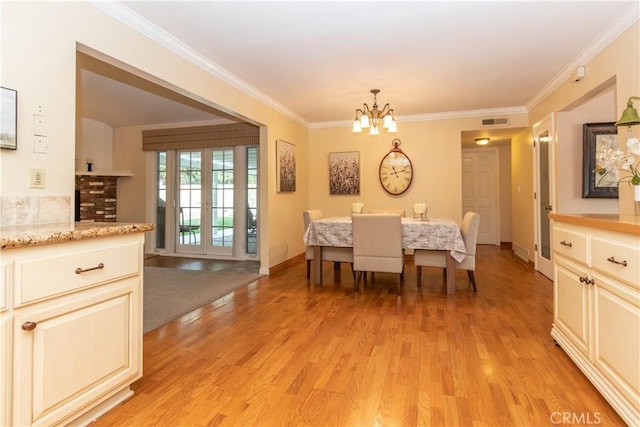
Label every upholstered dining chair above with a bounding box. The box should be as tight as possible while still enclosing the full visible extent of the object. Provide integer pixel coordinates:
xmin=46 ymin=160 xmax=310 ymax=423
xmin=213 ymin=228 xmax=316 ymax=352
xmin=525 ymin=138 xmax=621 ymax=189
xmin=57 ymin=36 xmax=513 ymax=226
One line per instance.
xmin=352 ymin=214 xmax=404 ymax=295
xmin=370 ymin=208 xmax=405 ymax=216
xmin=303 ymin=210 xmax=354 ymax=281
xmin=414 ymin=211 xmax=480 ymax=292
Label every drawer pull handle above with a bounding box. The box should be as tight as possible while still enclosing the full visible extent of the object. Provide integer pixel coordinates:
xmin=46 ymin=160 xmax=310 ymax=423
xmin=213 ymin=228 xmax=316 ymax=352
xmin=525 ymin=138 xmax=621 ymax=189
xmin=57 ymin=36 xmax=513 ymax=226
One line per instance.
xmin=606 ymin=257 xmax=627 ymax=267
xmin=560 ymin=240 xmax=572 ymax=247
xmin=75 ymin=262 xmax=105 ymax=274
xmin=22 ymin=321 xmax=37 ymax=331
xmin=579 ymin=276 xmax=594 ymax=285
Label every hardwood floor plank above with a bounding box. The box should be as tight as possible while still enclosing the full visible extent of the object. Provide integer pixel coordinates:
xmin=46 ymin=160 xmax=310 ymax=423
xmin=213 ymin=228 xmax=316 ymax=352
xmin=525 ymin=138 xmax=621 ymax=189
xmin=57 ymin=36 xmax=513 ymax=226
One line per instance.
xmin=92 ymin=246 xmax=625 ymax=426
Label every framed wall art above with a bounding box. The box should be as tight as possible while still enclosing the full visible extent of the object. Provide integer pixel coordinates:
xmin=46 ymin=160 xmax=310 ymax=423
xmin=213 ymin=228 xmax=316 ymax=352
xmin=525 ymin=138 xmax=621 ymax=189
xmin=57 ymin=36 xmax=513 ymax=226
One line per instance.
xmin=0 ymin=87 xmax=17 ymax=150
xmin=582 ymin=122 xmax=618 ymax=198
xmin=276 ymin=140 xmax=296 ymax=192
xmin=329 ymin=151 xmax=360 ymax=195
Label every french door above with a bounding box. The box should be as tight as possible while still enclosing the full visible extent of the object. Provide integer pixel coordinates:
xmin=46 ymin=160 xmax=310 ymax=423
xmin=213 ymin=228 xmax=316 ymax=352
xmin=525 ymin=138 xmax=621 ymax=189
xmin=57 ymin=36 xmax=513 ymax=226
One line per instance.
xmin=533 ymin=117 xmax=555 ymax=279
xmin=155 ymin=146 xmax=258 ymax=259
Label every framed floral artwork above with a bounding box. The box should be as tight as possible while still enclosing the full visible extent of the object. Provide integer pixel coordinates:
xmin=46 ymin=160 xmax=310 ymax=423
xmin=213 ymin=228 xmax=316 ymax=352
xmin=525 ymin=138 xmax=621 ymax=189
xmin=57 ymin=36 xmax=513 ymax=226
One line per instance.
xmin=582 ymin=122 xmax=618 ymax=198
xmin=276 ymin=140 xmax=296 ymax=192
xmin=329 ymin=151 xmax=360 ymax=195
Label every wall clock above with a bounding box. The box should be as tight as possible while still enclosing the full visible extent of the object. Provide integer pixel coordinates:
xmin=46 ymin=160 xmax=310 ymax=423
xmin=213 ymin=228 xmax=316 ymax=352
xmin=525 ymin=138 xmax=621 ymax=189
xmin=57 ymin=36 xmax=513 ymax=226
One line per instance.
xmin=379 ymin=138 xmax=413 ymax=195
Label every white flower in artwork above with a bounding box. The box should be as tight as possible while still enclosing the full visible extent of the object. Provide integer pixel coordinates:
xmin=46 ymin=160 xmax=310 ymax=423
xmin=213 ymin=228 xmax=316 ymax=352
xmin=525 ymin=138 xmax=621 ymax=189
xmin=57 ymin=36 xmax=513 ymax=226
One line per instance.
xmin=597 ymin=135 xmax=640 ymax=186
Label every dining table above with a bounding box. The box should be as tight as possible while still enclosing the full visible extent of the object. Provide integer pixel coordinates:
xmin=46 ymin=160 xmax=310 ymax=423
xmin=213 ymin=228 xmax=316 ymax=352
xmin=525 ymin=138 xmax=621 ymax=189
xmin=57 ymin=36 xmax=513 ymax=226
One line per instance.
xmin=303 ymin=216 xmax=467 ymax=294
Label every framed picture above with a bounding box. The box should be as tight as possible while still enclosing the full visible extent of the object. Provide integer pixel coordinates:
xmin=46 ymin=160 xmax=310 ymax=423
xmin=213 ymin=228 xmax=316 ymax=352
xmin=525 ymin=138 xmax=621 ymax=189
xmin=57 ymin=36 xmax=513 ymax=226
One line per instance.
xmin=0 ymin=87 xmax=17 ymax=150
xmin=582 ymin=122 xmax=618 ymax=198
xmin=329 ymin=151 xmax=360 ymax=195
xmin=276 ymin=140 xmax=296 ymax=192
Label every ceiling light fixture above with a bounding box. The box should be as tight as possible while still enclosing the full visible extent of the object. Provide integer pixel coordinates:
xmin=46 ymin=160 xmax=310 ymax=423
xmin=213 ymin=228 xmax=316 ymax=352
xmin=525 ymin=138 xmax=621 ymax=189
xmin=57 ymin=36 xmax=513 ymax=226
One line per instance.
xmin=352 ymin=89 xmax=397 ymax=135
xmin=475 ymin=137 xmax=490 ymax=146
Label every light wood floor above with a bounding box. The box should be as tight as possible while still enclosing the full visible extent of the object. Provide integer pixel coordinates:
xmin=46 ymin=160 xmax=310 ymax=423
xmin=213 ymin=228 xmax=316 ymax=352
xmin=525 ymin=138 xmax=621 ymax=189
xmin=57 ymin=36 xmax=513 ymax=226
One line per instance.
xmin=94 ymin=245 xmax=624 ymax=426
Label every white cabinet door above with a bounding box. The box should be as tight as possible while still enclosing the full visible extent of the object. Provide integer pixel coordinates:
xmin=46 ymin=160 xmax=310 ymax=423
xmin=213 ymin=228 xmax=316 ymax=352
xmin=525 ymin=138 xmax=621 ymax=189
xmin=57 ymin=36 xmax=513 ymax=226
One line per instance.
xmin=0 ymin=314 xmax=10 ymax=427
xmin=12 ymin=277 xmax=141 ymax=426
xmin=592 ymin=274 xmax=640 ymax=415
xmin=554 ymin=258 xmax=591 ymax=357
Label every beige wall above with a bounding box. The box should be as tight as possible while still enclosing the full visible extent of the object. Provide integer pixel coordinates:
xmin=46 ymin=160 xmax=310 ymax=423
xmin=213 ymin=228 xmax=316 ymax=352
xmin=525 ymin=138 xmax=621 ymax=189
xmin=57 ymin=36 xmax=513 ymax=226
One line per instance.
xmin=499 ymin=144 xmax=513 ymax=243
xmin=2 ymin=2 xmax=638 ymax=269
xmin=556 ymin=86 xmax=618 ymax=214
xmin=0 ymin=2 xmax=309 ymax=272
xmin=511 ymin=127 xmax=535 ymax=260
xmin=530 ymin=22 xmax=640 ymax=215
xmin=308 ymin=115 xmax=528 ymax=249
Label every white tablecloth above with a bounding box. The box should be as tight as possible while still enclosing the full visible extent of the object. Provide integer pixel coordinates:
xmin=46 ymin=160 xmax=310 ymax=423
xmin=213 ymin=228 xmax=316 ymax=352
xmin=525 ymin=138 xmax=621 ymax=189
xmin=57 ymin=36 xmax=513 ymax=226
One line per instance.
xmin=303 ymin=216 xmax=466 ymax=262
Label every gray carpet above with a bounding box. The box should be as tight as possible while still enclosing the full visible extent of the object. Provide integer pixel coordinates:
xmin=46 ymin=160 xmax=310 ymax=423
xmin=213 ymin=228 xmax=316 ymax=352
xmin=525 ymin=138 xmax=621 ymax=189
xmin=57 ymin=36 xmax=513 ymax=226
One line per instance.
xmin=143 ymin=265 xmax=262 ymax=334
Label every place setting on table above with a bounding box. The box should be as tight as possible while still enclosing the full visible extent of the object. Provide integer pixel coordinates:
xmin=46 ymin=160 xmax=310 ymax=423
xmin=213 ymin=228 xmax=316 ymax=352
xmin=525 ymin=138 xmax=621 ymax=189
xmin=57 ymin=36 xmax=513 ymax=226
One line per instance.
xmin=303 ymin=202 xmax=467 ymax=294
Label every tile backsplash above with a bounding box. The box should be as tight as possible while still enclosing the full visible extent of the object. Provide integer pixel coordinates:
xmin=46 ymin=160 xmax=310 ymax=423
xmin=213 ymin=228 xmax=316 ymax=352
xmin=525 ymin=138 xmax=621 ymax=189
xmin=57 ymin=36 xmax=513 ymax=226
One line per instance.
xmin=0 ymin=196 xmax=71 ymax=226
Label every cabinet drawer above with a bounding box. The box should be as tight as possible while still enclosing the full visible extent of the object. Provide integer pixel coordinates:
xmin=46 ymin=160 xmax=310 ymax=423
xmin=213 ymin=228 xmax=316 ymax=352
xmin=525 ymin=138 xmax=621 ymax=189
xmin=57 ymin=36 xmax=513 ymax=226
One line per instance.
xmin=592 ymin=235 xmax=640 ymax=288
xmin=553 ymin=227 xmax=588 ymax=265
xmin=13 ymin=240 xmax=140 ymax=307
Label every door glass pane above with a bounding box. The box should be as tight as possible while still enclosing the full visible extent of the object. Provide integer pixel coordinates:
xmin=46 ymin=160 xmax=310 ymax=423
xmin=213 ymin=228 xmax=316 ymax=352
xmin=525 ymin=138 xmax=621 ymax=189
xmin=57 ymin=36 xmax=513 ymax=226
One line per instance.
xmin=156 ymin=152 xmax=166 ymax=249
xmin=179 ymin=151 xmax=201 ymax=245
xmin=247 ymin=146 xmax=258 ymax=254
xmin=211 ymin=149 xmax=234 ymax=247
xmin=539 ymin=132 xmax=551 ymax=260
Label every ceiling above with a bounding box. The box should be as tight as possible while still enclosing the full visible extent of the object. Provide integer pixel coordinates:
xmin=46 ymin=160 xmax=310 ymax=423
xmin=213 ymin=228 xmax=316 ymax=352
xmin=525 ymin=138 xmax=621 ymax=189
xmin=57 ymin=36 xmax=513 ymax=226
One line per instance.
xmin=78 ymin=1 xmax=639 ymax=147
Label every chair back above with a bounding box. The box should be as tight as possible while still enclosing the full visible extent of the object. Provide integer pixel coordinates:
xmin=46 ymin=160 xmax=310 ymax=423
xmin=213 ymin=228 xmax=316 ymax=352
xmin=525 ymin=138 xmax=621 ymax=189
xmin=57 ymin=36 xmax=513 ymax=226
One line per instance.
xmin=370 ymin=208 xmax=405 ymax=216
xmin=351 ymin=202 xmax=364 ymax=214
xmin=461 ymin=211 xmax=481 ymax=256
xmin=352 ymin=214 xmax=403 ymax=273
xmin=303 ymin=209 xmax=323 ymax=231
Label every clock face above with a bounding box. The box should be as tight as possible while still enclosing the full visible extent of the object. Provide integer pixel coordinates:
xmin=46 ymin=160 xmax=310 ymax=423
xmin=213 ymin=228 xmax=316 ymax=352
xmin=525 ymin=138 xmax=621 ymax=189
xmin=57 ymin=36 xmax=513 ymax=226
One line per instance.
xmin=379 ymin=150 xmax=413 ymax=195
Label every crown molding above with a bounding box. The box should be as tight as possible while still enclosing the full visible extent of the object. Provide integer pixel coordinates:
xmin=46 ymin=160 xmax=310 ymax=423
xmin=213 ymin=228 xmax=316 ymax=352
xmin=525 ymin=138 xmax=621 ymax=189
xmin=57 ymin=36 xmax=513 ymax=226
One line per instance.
xmin=88 ymin=1 xmax=309 ymax=127
xmin=310 ymin=106 xmax=528 ymax=129
xmin=89 ymin=1 xmax=637 ymax=130
xmin=526 ymin=4 xmax=639 ymax=111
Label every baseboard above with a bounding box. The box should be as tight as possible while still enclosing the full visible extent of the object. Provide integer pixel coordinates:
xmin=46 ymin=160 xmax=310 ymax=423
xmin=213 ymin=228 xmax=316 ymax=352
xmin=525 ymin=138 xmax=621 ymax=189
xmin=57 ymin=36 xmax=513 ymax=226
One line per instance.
xmin=270 ymin=252 xmax=305 ymax=275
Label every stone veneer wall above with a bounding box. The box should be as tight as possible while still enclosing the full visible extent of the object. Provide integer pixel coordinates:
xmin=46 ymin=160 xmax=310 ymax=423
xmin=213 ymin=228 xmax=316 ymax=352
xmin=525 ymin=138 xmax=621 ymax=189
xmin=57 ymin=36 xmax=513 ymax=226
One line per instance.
xmin=75 ymin=175 xmax=118 ymax=222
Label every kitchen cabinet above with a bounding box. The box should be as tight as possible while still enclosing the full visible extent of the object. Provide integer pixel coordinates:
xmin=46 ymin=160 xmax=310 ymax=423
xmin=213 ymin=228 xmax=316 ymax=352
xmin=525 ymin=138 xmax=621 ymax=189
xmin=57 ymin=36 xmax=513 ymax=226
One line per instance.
xmin=1 ymin=263 xmax=10 ymax=427
xmin=1 ymin=224 xmax=151 ymax=426
xmin=550 ymin=215 xmax=640 ymax=426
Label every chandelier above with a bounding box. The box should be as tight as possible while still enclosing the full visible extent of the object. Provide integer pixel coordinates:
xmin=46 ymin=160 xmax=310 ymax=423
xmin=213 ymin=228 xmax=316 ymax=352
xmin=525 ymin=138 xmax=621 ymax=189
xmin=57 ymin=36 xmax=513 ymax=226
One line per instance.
xmin=352 ymin=89 xmax=398 ymax=135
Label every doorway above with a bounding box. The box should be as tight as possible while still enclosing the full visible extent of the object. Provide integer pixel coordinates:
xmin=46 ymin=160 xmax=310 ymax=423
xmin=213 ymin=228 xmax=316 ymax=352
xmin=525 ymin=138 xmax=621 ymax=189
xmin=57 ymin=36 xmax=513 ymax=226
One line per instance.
xmin=155 ymin=146 xmax=258 ymax=260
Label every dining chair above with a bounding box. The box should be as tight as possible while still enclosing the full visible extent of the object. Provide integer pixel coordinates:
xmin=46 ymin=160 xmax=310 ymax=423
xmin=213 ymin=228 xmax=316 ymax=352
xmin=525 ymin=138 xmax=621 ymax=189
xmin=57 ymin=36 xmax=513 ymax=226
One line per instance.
xmin=179 ymin=207 xmax=199 ymax=244
xmin=352 ymin=214 xmax=404 ymax=295
xmin=303 ymin=210 xmax=354 ymax=281
xmin=370 ymin=208 xmax=405 ymax=216
xmin=247 ymin=207 xmax=257 ymax=237
xmin=414 ymin=211 xmax=480 ymax=291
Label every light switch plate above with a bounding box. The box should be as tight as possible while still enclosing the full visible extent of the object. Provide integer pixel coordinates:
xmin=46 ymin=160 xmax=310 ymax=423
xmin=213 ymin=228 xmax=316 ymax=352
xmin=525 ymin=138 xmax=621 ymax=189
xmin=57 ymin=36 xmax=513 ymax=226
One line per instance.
xmin=29 ymin=168 xmax=45 ymax=189
xmin=34 ymin=114 xmax=47 ymax=136
xmin=33 ymin=137 xmax=48 ymax=154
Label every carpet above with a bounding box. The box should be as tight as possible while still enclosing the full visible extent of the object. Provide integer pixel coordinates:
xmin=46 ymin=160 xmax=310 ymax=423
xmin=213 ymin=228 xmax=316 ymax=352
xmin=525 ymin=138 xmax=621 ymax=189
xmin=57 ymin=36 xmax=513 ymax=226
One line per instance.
xmin=143 ymin=265 xmax=262 ymax=334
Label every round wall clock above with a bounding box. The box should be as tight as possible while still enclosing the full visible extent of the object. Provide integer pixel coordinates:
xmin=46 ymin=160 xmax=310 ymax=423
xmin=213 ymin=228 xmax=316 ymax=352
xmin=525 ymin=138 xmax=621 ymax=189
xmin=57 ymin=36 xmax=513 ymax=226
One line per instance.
xmin=379 ymin=138 xmax=413 ymax=195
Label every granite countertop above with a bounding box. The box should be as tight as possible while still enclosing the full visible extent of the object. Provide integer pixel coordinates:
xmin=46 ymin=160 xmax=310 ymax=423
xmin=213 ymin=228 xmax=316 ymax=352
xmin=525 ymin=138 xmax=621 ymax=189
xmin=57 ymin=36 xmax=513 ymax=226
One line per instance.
xmin=549 ymin=213 xmax=640 ymax=236
xmin=0 ymin=222 xmax=155 ymax=249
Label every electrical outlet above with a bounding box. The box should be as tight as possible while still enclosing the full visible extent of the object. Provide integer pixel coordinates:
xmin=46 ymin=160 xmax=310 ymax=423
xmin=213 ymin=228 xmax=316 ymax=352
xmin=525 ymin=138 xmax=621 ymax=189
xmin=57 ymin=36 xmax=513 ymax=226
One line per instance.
xmin=30 ymin=168 xmax=45 ymax=189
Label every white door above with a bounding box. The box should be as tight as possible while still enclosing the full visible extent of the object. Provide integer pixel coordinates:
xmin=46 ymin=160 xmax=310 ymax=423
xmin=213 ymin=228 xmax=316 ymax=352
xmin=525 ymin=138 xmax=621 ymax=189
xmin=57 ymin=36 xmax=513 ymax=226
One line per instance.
xmin=533 ymin=117 xmax=555 ymax=279
xmin=461 ymin=148 xmax=499 ymax=245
